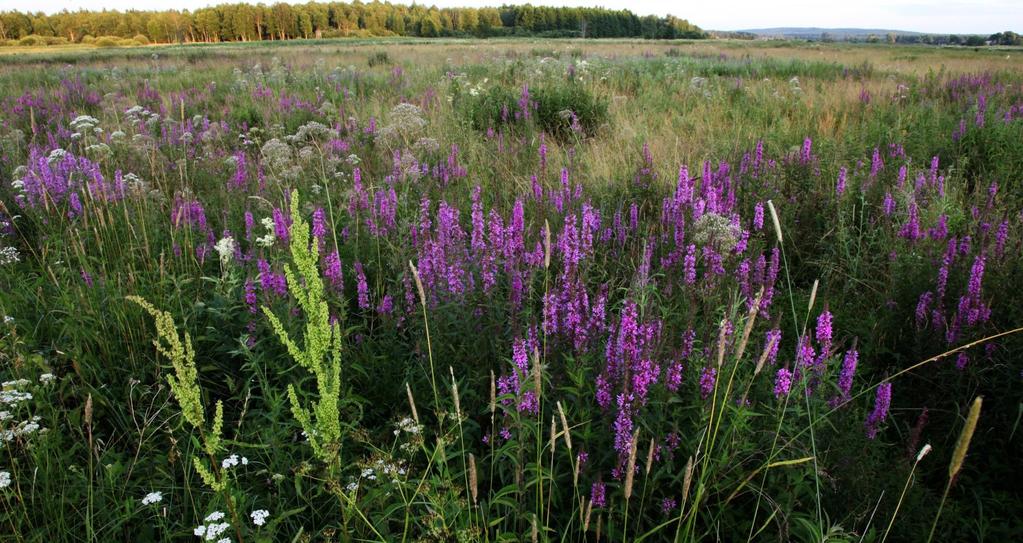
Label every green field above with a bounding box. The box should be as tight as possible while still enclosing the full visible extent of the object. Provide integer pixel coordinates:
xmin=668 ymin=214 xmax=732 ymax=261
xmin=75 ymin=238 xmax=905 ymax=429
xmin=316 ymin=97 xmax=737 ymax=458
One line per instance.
xmin=0 ymin=38 xmax=1021 ymax=542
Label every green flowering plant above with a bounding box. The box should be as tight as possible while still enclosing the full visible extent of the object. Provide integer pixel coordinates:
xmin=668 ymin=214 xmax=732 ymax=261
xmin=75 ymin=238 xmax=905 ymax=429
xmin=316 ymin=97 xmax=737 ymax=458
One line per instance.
xmin=263 ymin=190 xmax=345 ymax=467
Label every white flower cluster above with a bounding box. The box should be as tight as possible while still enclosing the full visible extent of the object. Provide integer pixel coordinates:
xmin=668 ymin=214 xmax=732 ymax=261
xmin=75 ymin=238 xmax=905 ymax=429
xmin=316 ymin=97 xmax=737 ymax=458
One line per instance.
xmin=38 ymin=373 xmax=55 ymax=385
xmin=0 ymin=246 xmax=21 ymax=266
xmin=221 ymin=453 xmax=249 ymax=469
xmin=394 ymin=417 xmax=422 ymax=436
xmin=395 ymin=416 xmax=423 ymax=453
xmin=260 ymin=138 xmax=293 ymax=171
xmin=692 ymin=212 xmax=742 ymax=253
xmin=249 ymin=509 xmax=269 ymax=526
xmin=378 ymin=103 xmax=428 ymax=148
xmin=2 ymin=416 xmax=44 ymax=444
xmin=141 ymin=491 xmax=163 ymax=505
xmin=0 ymin=389 xmax=32 ymax=407
xmin=124 ymin=105 xmax=162 ymax=128
xmin=290 ymin=121 xmax=334 ymax=143
xmin=46 ymin=148 xmax=70 ymax=165
xmin=0 ymin=470 xmax=10 ymax=489
xmin=194 ymin=511 xmax=230 ymax=541
xmin=255 ymin=217 xmax=276 ymax=248
xmin=70 ymin=115 xmax=102 ymax=138
xmin=214 ymin=237 xmax=236 ymax=265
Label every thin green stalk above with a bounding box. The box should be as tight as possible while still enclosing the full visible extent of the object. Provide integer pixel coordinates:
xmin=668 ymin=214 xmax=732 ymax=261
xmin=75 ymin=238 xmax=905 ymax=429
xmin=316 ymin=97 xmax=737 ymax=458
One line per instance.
xmin=926 ymin=481 xmax=951 ymax=543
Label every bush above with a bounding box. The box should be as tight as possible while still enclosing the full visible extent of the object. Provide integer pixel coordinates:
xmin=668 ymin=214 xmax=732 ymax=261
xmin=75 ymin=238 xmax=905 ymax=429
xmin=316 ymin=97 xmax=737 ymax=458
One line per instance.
xmin=94 ymin=36 xmax=121 ymax=48
xmin=533 ymin=82 xmax=608 ymax=138
xmin=459 ymin=81 xmax=608 ymax=140
xmin=17 ymin=35 xmax=42 ymax=46
xmin=367 ymin=51 xmax=391 ymax=67
xmin=133 ymin=34 xmax=150 ymax=45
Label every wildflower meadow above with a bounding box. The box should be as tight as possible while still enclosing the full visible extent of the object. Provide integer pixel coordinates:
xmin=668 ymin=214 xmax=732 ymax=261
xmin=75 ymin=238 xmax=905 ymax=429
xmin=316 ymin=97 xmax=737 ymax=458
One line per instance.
xmin=0 ymin=37 xmax=1022 ymax=542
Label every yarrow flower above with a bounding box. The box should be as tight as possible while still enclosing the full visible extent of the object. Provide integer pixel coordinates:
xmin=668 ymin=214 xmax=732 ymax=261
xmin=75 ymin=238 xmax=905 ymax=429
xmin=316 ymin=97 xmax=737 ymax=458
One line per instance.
xmin=221 ymin=454 xmax=248 ymax=469
xmin=250 ymin=509 xmax=270 ymax=526
xmin=194 ymin=511 xmax=230 ymax=541
xmin=141 ymin=491 xmax=163 ymax=505
xmin=0 ymin=471 xmax=10 ymax=489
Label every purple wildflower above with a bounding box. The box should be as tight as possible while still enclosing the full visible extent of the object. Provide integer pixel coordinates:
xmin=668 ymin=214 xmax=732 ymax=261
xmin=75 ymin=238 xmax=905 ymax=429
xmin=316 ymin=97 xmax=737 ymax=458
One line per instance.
xmin=699 ymin=367 xmax=716 ymax=400
xmin=591 ymin=482 xmax=606 ymax=508
xmin=865 ymin=382 xmax=892 ymax=439
xmin=837 ymin=349 xmax=858 ymax=400
xmin=773 ymin=367 xmax=793 ymax=399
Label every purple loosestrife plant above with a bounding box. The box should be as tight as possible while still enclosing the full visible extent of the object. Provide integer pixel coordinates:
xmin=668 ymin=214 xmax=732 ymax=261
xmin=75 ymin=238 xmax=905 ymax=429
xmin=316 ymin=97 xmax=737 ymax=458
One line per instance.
xmin=865 ymin=382 xmax=892 ymax=439
xmin=774 ymin=367 xmax=793 ymax=399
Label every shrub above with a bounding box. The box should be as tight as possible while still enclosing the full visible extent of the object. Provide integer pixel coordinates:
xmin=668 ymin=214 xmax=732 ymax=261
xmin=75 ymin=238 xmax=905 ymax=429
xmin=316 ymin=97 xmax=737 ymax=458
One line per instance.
xmin=133 ymin=34 xmax=150 ymax=45
xmin=367 ymin=50 xmax=391 ymax=67
xmin=94 ymin=36 xmax=122 ymax=48
xmin=459 ymin=81 xmax=608 ymax=139
xmin=17 ymin=35 xmax=42 ymax=46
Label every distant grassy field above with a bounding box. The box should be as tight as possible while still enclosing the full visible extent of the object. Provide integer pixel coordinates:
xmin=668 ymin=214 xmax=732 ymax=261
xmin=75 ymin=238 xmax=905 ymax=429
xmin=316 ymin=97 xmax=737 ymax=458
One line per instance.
xmin=0 ymin=38 xmax=1021 ymax=542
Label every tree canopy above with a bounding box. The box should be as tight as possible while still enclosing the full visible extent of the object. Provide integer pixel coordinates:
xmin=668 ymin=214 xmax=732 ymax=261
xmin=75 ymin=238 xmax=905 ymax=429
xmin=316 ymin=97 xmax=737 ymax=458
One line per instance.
xmin=0 ymin=2 xmax=707 ymax=43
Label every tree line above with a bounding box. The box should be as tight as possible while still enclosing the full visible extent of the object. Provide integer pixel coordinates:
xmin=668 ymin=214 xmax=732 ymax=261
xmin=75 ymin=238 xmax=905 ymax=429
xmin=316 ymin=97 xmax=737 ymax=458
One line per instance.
xmin=0 ymin=2 xmax=706 ymax=44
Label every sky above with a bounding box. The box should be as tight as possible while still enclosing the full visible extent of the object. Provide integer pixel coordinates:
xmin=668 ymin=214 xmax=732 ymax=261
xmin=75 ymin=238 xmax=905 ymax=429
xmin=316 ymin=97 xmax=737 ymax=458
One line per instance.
xmin=5 ymin=0 xmax=1021 ymax=35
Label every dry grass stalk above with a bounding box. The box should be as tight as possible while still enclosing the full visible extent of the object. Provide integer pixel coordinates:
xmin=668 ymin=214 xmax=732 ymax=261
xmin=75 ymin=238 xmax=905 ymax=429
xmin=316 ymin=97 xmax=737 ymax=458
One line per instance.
xmin=406 ymin=382 xmax=420 ymax=425
xmin=754 ymin=335 xmax=779 ymax=376
xmin=715 ymin=319 xmax=729 ymax=368
xmin=408 ymin=260 xmax=426 ymax=306
xmin=489 ymin=370 xmax=496 ymax=415
xmin=807 ymin=279 xmax=819 ymax=314
xmin=645 ymin=437 xmax=656 ymax=476
xmin=468 ymin=453 xmax=478 ymax=505
xmin=544 ymin=219 xmax=551 ymax=269
xmin=680 ymin=455 xmax=694 ymax=511
xmin=624 ymin=429 xmax=640 ymax=500
xmin=449 ymin=367 xmax=461 ymax=420
xmin=557 ymin=400 xmax=572 ymax=451
xmin=734 ymin=287 xmax=764 ymax=363
xmin=767 ymin=200 xmax=783 ymax=243
xmin=949 ymin=396 xmax=982 ymax=481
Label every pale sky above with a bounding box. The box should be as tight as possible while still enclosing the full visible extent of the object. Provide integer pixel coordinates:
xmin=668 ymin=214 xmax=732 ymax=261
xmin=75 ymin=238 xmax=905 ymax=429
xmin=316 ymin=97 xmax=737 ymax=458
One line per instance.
xmin=5 ymin=0 xmax=1021 ymax=35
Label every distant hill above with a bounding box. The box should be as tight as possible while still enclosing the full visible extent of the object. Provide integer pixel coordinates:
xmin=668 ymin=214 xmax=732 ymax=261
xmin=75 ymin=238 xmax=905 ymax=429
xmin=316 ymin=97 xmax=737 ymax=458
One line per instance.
xmin=738 ymin=27 xmax=924 ymax=39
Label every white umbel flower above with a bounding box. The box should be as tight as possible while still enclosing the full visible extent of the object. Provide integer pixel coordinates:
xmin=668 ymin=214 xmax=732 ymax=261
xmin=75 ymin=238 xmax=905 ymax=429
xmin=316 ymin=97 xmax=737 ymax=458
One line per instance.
xmin=141 ymin=491 xmax=163 ymax=505
xmin=250 ymin=509 xmax=270 ymax=526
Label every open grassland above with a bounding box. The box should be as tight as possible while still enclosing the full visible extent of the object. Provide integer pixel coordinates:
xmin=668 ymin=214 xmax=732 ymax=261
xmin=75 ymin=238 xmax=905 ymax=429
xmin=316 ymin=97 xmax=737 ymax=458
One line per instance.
xmin=0 ymin=39 xmax=1021 ymax=542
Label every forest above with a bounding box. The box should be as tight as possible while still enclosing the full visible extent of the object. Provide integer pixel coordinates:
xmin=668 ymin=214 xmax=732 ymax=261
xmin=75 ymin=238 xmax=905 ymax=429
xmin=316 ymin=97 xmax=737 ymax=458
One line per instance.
xmin=0 ymin=2 xmax=706 ymax=45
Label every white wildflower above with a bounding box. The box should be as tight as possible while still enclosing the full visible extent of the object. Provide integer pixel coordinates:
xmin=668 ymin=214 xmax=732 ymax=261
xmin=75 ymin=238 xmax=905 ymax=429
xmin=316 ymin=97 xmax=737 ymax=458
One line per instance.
xmin=214 ymin=237 xmax=236 ymax=265
xmin=39 ymin=373 xmax=55 ymax=384
xmin=141 ymin=491 xmax=163 ymax=505
xmin=221 ymin=454 xmax=240 ymax=469
xmin=250 ymin=509 xmax=269 ymax=526
xmin=0 ymin=247 xmax=20 ymax=265
xmin=0 ymin=471 xmax=10 ymax=489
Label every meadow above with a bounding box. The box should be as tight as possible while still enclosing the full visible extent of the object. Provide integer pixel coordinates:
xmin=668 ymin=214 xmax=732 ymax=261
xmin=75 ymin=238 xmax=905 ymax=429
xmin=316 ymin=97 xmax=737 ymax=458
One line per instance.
xmin=0 ymin=38 xmax=1022 ymax=542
